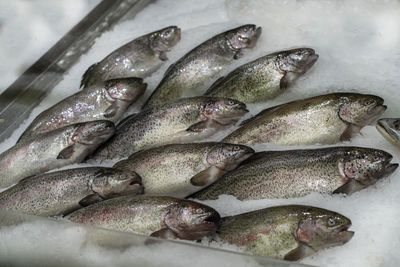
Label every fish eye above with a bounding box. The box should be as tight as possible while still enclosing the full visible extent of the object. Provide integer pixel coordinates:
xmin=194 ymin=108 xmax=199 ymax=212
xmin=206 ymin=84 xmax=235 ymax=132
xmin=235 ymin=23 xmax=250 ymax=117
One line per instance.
xmin=327 ymin=216 xmax=336 ymax=226
xmin=364 ymin=99 xmax=376 ymax=106
xmin=227 ymin=100 xmax=235 ymax=105
xmin=195 ymin=208 xmax=203 ymax=214
xmin=233 ymin=145 xmax=241 ymax=150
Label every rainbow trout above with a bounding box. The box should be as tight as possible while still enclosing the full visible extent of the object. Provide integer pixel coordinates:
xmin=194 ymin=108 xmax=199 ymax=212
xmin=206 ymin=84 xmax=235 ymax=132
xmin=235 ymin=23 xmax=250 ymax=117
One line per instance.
xmin=223 ymin=93 xmax=386 ymax=146
xmin=205 ymin=48 xmax=318 ymax=103
xmin=113 ymin=142 xmax=254 ymax=197
xmin=67 ymin=195 xmax=220 ymax=241
xmin=0 ymin=167 xmax=143 ymax=216
xmin=81 ymin=26 xmax=181 ymax=88
xmin=192 ymin=147 xmax=398 ymax=200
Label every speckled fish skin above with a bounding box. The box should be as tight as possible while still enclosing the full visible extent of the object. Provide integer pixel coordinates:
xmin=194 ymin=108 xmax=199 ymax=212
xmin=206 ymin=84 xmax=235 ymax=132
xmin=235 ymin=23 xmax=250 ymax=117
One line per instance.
xmin=377 ymin=118 xmax=400 ymax=149
xmin=205 ymin=48 xmax=319 ymax=103
xmin=143 ymin=24 xmax=262 ymax=108
xmin=18 ymin=78 xmax=146 ymax=142
xmin=88 ymin=97 xmax=248 ymax=163
xmin=66 ymin=195 xmax=221 ymax=241
xmin=216 ymin=205 xmax=354 ymax=261
xmin=192 ymin=147 xmax=398 ymax=200
xmin=0 ymin=167 xmax=143 ymax=216
xmin=113 ymin=142 xmax=254 ymax=198
xmin=223 ymin=93 xmax=386 ymax=146
xmin=0 ymin=121 xmax=115 ymax=188
xmin=80 ymin=26 xmax=181 ymax=88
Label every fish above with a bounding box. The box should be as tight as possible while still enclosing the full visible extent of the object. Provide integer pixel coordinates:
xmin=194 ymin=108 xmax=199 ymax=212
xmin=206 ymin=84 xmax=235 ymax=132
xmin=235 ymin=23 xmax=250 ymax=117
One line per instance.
xmin=191 ymin=147 xmax=398 ymax=200
xmin=376 ymin=118 xmax=400 ymax=149
xmin=0 ymin=167 xmax=143 ymax=216
xmin=205 ymin=48 xmax=319 ymax=103
xmin=80 ymin=26 xmax=181 ymax=88
xmin=143 ymin=24 xmax=262 ymax=108
xmin=215 ymin=205 xmax=354 ymax=261
xmin=88 ymin=97 xmax=248 ymax=162
xmin=66 ymin=195 xmax=220 ymax=241
xmin=18 ymin=78 xmax=146 ymax=142
xmin=0 ymin=121 xmax=115 ymax=188
xmin=113 ymin=142 xmax=254 ymax=198
xmin=222 ymin=93 xmax=386 ymax=146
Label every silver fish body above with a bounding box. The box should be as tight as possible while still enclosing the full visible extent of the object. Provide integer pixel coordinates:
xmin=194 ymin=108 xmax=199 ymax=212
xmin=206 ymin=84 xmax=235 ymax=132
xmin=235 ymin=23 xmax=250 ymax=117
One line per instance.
xmin=377 ymin=118 xmax=400 ymax=149
xmin=205 ymin=48 xmax=318 ymax=103
xmin=192 ymin=147 xmax=398 ymax=200
xmin=67 ymin=195 xmax=220 ymax=241
xmin=143 ymin=24 xmax=262 ymax=108
xmin=19 ymin=78 xmax=146 ymax=142
xmin=113 ymin=142 xmax=254 ymax=198
xmin=0 ymin=121 xmax=115 ymax=188
xmin=216 ymin=205 xmax=354 ymax=261
xmin=0 ymin=167 xmax=143 ymax=216
xmin=89 ymin=97 xmax=248 ymax=162
xmin=81 ymin=26 xmax=181 ymax=88
xmin=223 ymin=93 xmax=386 ymax=146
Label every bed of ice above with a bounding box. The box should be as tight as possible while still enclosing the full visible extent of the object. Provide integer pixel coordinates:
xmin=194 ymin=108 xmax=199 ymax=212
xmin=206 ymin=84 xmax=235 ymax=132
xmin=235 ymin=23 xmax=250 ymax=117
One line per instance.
xmin=1 ymin=0 xmax=400 ymax=266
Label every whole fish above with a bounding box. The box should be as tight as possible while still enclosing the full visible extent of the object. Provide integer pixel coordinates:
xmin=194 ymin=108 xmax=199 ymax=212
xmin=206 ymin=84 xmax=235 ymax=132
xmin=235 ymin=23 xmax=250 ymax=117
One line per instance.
xmin=81 ymin=26 xmax=181 ymax=88
xmin=377 ymin=118 xmax=400 ymax=149
xmin=192 ymin=147 xmax=398 ymax=200
xmin=113 ymin=142 xmax=254 ymax=198
xmin=0 ymin=121 xmax=115 ymax=188
xmin=205 ymin=48 xmax=319 ymax=103
xmin=216 ymin=205 xmax=354 ymax=261
xmin=0 ymin=167 xmax=143 ymax=216
xmin=143 ymin=24 xmax=262 ymax=108
xmin=223 ymin=93 xmax=386 ymax=146
xmin=88 ymin=97 xmax=248 ymax=162
xmin=66 ymin=195 xmax=220 ymax=241
xmin=19 ymin=78 xmax=146 ymax=142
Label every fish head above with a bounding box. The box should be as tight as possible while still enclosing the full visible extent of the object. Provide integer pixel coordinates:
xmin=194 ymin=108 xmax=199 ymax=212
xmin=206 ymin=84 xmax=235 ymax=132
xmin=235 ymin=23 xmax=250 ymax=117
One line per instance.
xmin=276 ymin=48 xmax=318 ymax=87
xmin=91 ymin=169 xmax=144 ymax=198
xmin=295 ymin=208 xmax=354 ymax=251
xmin=226 ymin=24 xmax=262 ymax=51
xmin=206 ymin=143 xmax=255 ymax=171
xmin=202 ymin=98 xmax=248 ymax=126
xmin=71 ymin=121 xmax=115 ymax=146
xmin=337 ymin=148 xmax=398 ymax=193
xmin=339 ymin=94 xmax=386 ymax=126
xmin=377 ymin=118 xmax=400 ymax=145
xmin=151 ymin=26 xmax=181 ymax=53
xmin=105 ymin=78 xmax=147 ymax=102
xmin=164 ymin=200 xmax=220 ymax=240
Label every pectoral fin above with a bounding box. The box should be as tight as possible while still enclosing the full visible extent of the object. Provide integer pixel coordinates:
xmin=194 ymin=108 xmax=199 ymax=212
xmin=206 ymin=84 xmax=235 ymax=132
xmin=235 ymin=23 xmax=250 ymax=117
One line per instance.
xmin=190 ymin=166 xmax=224 ymax=186
xmin=57 ymin=145 xmax=75 ymax=159
xmin=104 ymin=102 xmax=119 ymax=118
xmin=79 ymin=193 xmax=104 ymax=207
xmin=284 ymin=243 xmax=315 ymax=261
xmin=340 ymin=124 xmax=362 ymax=141
xmin=187 ymin=121 xmax=209 ymax=132
xmin=150 ymin=228 xmax=178 ymax=239
xmin=333 ymin=180 xmax=365 ymax=195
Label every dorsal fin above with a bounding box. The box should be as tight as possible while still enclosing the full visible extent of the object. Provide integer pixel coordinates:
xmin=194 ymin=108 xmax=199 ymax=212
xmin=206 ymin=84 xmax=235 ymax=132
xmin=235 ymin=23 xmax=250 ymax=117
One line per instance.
xmin=204 ymin=76 xmax=226 ymax=95
xmin=239 ymin=104 xmax=284 ymax=126
xmin=80 ymin=62 xmax=99 ymax=89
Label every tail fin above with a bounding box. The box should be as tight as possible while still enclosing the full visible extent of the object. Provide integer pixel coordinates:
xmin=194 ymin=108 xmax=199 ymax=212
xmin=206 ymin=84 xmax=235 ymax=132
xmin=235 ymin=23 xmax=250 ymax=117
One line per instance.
xmin=80 ymin=63 xmax=99 ymax=89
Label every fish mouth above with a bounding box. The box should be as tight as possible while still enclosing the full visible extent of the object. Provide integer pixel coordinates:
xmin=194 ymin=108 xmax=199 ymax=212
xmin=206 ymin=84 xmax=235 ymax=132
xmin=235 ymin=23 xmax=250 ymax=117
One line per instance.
xmin=302 ymin=52 xmax=319 ymax=72
xmin=384 ymin=163 xmax=399 ymax=176
xmin=377 ymin=119 xmax=400 ymax=143
xmin=364 ymin=105 xmax=387 ymax=125
xmin=334 ymin=224 xmax=354 ymax=244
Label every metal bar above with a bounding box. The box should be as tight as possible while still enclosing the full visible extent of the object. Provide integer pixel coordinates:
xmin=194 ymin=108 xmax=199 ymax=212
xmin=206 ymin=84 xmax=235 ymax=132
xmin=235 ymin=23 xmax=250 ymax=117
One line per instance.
xmin=0 ymin=0 xmax=153 ymax=142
